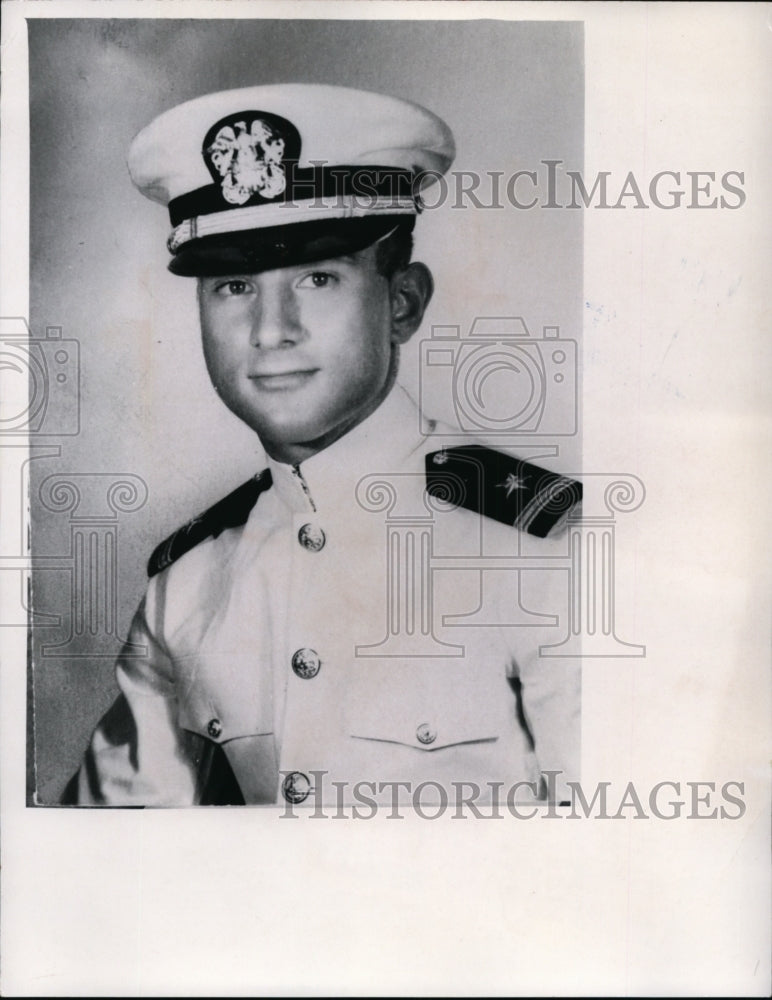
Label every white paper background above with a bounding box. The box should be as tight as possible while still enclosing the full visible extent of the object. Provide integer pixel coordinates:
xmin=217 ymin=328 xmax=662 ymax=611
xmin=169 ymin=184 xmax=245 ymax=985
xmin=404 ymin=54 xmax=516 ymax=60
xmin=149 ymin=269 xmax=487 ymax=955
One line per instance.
xmin=1 ymin=1 xmax=770 ymax=995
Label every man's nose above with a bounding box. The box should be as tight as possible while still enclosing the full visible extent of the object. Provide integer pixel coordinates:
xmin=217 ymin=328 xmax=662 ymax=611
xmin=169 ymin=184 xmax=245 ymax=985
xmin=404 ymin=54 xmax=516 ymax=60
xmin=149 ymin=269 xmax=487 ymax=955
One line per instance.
xmin=249 ymin=284 xmax=302 ymax=349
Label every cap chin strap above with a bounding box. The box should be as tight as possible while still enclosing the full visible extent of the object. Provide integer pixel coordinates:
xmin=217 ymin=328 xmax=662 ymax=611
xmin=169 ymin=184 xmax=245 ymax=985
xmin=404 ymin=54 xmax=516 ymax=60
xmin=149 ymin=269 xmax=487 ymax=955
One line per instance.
xmin=168 ymin=194 xmax=416 ymax=253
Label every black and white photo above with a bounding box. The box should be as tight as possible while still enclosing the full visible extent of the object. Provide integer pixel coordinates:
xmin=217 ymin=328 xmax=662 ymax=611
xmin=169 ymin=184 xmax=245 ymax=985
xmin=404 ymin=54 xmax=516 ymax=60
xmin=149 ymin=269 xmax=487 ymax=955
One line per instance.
xmin=25 ymin=18 xmax=585 ymax=810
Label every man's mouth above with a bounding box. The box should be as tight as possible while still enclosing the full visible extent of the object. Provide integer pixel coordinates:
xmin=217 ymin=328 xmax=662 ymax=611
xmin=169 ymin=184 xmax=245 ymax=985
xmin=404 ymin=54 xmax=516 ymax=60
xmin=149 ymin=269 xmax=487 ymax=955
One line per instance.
xmin=248 ymin=370 xmax=319 ymax=390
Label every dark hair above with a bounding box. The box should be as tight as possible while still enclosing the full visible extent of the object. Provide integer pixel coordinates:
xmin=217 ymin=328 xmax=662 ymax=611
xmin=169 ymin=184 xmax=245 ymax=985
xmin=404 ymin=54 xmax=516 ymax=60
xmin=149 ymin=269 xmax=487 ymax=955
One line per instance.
xmin=374 ymin=223 xmax=414 ymax=279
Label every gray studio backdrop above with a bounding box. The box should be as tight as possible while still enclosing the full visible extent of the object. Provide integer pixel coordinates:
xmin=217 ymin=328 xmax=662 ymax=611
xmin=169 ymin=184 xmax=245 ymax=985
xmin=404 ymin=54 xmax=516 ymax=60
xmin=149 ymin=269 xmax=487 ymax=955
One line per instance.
xmin=28 ymin=18 xmax=583 ymax=803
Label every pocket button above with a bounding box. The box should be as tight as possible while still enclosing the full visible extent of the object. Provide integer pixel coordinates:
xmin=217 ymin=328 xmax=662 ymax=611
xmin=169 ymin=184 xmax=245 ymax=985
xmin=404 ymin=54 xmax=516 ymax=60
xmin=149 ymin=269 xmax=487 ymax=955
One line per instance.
xmin=416 ymin=722 xmax=437 ymax=745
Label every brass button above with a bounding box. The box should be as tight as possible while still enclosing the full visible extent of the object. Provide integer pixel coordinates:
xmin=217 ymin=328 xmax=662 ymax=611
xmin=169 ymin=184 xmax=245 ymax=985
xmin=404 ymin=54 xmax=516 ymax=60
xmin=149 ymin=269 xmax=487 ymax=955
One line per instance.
xmin=292 ymin=648 xmax=321 ymax=679
xmin=298 ymin=523 xmax=326 ymax=552
xmin=416 ymin=722 xmax=436 ymax=745
xmin=282 ymin=771 xmax=312 ymax=804
xmin=207 ymin=718 xmax=222 ymax=739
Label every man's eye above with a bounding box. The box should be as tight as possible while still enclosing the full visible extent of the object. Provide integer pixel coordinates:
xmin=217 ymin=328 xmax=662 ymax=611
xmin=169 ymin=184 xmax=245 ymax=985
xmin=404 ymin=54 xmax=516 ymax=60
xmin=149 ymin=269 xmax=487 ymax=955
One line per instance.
xmin=216 ymin=279 xmax=251 ymax=296
xmin=297 ymin=271 xmax=337 ymax=289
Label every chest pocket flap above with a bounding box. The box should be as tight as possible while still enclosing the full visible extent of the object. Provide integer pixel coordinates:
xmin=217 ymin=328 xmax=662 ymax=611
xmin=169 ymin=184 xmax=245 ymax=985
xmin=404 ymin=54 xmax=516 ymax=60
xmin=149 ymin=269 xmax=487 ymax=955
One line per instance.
xmin=175 ymin=652 xmax=273 ymax=742
xmin=346 ymin=660 xmax=506 ymax=751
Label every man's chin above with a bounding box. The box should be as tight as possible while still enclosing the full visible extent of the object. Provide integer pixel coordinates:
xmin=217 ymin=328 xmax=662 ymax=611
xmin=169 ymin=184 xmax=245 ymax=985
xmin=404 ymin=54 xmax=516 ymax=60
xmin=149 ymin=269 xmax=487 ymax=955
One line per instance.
xmin=250 ymin=422 xmax=336 ymax=464
xmin=240 ymin=397 xmax=384 ymax=464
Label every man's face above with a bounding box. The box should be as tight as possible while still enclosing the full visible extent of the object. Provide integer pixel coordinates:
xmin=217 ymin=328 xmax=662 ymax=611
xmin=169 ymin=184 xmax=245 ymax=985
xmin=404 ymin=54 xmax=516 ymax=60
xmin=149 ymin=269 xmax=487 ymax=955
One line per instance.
xmin=198 ymin=244 xmax=403 ymax=464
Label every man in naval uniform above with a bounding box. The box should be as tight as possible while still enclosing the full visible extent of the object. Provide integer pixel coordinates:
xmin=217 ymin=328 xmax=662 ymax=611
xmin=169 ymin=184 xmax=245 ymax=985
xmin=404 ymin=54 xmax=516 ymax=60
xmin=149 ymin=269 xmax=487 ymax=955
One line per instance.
xmin=66 ymin=84 xmax=581 ymax=809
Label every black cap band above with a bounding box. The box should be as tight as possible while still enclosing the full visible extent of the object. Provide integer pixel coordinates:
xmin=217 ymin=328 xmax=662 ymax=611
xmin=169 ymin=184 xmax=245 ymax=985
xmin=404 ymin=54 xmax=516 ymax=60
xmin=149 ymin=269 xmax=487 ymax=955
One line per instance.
xmin=168 ymin=165 xmax=418 ymax=227
xmin=168 ymin=215 xmax=415 ymax=277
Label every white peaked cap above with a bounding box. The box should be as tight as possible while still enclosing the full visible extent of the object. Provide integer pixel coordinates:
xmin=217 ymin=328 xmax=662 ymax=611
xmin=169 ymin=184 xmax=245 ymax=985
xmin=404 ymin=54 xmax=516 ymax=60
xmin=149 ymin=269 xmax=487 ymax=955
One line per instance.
xmin=127 ymin=83 xmax=456 ymax=276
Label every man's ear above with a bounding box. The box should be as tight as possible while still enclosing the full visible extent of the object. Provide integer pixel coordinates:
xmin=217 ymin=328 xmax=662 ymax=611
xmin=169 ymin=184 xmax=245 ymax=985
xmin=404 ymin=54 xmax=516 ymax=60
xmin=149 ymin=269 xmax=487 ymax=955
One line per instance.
xmin=388 ymin=262 xmax=434 ymax=345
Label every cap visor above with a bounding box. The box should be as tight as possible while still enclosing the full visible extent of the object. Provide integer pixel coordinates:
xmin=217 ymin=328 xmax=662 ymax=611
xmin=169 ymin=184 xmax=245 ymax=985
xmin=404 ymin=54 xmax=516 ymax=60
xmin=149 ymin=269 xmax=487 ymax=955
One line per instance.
xmin=168 ymin=216 xmax=415 ymax=277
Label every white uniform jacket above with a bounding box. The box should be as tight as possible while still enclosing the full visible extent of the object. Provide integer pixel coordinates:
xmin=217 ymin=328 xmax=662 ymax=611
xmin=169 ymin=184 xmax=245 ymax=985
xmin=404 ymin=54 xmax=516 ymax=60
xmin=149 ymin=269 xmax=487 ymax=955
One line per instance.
xmin=69 ymin=387 xmax=581 ymax=808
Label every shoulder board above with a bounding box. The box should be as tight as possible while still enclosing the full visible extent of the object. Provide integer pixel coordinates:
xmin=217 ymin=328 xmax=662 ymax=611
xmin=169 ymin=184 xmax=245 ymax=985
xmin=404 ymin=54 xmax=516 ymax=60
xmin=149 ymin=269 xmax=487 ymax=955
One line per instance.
xmin=147 ymin=469 xmax=273 ymax=578
xmin=426 ymin=445 xmax=581 ymax=538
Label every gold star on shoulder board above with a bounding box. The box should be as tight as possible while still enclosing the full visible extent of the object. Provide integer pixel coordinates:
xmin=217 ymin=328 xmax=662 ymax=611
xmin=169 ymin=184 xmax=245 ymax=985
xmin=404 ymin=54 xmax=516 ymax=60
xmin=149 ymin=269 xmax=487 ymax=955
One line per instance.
xmin=497 ymin=473 xmax=528 ymax=498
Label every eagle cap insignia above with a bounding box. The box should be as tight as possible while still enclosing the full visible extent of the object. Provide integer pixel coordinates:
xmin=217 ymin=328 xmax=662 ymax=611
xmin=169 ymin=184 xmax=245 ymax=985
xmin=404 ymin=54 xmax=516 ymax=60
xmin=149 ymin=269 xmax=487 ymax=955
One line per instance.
xmin=202 ymin=111 xmax=301 ymax=206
